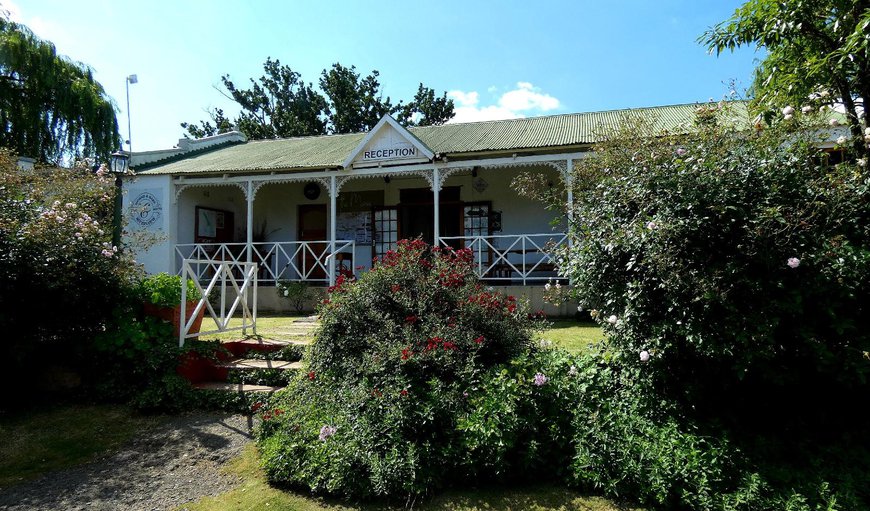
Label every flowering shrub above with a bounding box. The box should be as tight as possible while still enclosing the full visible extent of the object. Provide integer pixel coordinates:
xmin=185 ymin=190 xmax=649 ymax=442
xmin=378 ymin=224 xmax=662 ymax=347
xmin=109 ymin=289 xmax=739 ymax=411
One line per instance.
xmin=0 ymin=151 xmax=142 ymax=404
xmin=547 ymin=105 xmax=870 ymax=508
xmin=309 ymin=238 xmax=537 ymax=381
xmin=259 ymin=239 xmax=547 ymax=498
xmin=559 ymin=106 xmax=870 ymax=415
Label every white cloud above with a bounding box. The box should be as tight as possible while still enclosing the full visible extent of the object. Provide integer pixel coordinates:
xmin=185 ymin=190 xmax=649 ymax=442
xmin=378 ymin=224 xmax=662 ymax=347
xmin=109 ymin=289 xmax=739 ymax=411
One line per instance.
xmin=447 ymin=82 xmax=561 ymax=124
xmin=499 ymin=82 xmax=560 ymax=112
xmin=450 ymin=90 xmax=480 ymax=108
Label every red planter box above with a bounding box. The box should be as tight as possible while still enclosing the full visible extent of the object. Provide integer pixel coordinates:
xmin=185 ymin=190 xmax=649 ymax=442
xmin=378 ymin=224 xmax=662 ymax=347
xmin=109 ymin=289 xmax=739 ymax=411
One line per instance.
xmin=143 ymin=301 xmax=205 ymax=337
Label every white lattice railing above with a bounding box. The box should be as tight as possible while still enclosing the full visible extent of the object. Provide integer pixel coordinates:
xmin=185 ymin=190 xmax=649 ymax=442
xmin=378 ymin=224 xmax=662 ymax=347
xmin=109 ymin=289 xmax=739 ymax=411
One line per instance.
xmin=179 ymin=260 xmax=257 ymax=347
xmin=438 ymin=233 xmax=567 ymax=284
xmin=175 ymin=240 xmax=355 ymax=284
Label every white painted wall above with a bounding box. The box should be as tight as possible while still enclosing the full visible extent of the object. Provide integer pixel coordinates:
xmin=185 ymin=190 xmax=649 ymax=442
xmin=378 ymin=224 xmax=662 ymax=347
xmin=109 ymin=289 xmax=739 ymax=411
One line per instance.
xmin=444 ymin=165 xmax=565 ymax=237
xmin=122 ymin=174 xmax=174 ymax=274
xmin=176 ymin=184 xmax=247 ymax=245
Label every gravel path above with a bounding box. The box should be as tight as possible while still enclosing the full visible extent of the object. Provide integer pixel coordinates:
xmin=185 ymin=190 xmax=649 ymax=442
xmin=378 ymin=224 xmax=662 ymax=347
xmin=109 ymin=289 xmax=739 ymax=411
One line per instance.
xmin=0 ymin=412 xmax=254 ymax=511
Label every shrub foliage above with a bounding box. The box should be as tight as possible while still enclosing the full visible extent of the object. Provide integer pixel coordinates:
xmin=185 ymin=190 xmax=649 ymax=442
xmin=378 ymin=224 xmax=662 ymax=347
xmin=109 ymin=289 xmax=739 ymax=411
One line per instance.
xmin=259 ymin=239 xmax=551 ymax=498
xmin=0 ymin=151 xmax=141 ymax=402
xmin=560 ymin=106 xmax=870 ymax=418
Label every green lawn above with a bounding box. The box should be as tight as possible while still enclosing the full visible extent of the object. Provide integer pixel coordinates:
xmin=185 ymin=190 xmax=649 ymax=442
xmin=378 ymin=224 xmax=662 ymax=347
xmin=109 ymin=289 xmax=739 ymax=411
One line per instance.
xmin=198 ymin=314 xmax=310 ymax=341
xmin=537 ymin=320 xmax=604 ymax=354
xmin=0 ymin=404 xmax=151 ymax=487
xmin=201 ymin=315 xmax=604 ymax=355
xmin=180 ymin=444 xmax=639 ymax=511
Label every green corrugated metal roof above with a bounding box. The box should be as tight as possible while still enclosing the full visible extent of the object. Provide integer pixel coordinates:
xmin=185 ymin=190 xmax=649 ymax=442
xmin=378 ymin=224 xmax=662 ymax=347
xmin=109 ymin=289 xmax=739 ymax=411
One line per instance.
xmin=137 ymin=102 xmax=749 ymax=176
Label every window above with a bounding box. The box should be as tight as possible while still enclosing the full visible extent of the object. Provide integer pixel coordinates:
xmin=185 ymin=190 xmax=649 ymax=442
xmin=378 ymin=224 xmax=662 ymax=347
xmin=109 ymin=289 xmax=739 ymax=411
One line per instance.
xmin=464 ymin=203 xmax=490 ymax=238
xmin=373 ymin=207 xmax=398 ymax=259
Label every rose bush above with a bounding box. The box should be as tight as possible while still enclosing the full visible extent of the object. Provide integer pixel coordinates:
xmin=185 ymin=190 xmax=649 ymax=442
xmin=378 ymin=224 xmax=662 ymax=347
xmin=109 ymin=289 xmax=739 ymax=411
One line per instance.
xmin=543 ymin=104 xmax=870 ymax=508
xmin=0 ymin=151 xmax=142 ymax=404
xmin=259 ymin=239 xmax=559 ymax=498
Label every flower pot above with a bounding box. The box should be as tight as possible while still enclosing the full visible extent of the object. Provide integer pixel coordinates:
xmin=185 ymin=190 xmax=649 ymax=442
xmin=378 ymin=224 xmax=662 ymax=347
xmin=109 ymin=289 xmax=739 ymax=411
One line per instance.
xmin=143 ymin=300 xmax=205 ymax=337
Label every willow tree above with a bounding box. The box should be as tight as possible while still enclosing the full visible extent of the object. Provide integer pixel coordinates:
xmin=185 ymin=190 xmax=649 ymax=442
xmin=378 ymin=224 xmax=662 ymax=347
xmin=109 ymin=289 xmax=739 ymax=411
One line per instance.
xmin=0 ymin=17 xmax=119 ymax=164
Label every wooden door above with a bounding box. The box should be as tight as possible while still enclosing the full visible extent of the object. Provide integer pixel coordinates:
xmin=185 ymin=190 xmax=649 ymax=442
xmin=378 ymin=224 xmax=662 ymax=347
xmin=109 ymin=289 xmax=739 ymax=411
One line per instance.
xmin=297 ymin=205 xmax=327 ymax=280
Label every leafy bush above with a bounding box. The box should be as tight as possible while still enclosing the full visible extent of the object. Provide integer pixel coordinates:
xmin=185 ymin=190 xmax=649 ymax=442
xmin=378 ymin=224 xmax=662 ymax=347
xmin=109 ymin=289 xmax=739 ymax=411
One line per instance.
xmin=556 ymin=106 xmax=870 ymax=425
xmin=275 ymin=280 xmax=312 ymax=312
xmin=140 ymin=272 xmax=202 ymax=307
xmin=0 ymin=151 xmax=142 ymax=405
xmin=259 ymin=239 xmax=547 ymax=499
xmin=523 ymin=104 xmax=870 ymax=509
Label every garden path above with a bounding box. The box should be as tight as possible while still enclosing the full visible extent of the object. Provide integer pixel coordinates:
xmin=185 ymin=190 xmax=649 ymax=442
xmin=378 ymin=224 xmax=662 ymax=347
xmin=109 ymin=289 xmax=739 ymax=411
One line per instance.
xmin=0 ymin=412 xmax=251 ymax=511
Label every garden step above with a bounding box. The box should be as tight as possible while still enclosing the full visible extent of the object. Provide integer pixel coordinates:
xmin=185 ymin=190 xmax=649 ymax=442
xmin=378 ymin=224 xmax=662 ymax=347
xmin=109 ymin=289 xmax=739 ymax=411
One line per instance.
xmin=216 ymin=358 xmax=303 ymax=370
xmin=294 ymin=316 xmax=320 ymax=324
xmin=192 ymin=382 xmax=284 ymax=393
xmin=226 ymin=338 xmax=310 ymax=348
xmin=271 ymin=330 xmax=315 ymax=337
xmin=221 ymin=337 xmax=310 ymax=358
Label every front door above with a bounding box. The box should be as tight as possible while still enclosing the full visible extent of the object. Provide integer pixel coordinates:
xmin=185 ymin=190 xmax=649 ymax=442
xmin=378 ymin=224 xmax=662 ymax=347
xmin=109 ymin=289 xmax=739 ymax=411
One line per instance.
xmin=298 ymin=205 xmax=327 ymax=280
xmin=397 ymin=187 xmax=462 ymax=248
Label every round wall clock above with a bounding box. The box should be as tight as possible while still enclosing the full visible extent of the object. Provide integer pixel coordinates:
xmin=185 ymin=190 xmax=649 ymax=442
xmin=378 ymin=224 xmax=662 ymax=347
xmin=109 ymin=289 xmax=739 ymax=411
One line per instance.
xmin=303 ymin=182 xmax=321 ymax=200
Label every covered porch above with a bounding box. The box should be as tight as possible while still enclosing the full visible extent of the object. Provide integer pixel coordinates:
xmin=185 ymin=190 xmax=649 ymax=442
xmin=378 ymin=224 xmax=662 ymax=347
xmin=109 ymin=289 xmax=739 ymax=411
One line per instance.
xmin=171 ymin=159 xmax=573 ymax=286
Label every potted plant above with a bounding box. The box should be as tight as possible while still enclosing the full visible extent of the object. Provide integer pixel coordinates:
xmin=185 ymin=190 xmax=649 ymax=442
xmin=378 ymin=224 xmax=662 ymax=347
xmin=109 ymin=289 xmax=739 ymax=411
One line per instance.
xmin=140 ymin=273 xmax=205 ymax=336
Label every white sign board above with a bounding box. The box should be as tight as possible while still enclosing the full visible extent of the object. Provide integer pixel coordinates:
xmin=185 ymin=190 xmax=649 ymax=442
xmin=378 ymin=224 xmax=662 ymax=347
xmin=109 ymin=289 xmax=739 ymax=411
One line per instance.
xmin=354 ymin=124 xmax=428 ymax=167
xmin=128 ymin=187 xmax=164 ymax=231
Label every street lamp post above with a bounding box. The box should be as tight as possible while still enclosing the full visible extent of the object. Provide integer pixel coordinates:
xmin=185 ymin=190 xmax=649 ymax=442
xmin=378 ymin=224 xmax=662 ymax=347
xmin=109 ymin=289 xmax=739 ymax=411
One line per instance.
xmin=126 ymin=74 xmax=137 ymax=153
xmin=109 ymin=151 xmax=130 ymax=250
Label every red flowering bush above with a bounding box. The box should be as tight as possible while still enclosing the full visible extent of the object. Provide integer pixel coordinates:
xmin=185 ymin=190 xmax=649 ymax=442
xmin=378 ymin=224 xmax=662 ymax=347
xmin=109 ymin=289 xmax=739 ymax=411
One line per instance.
xmin=309 ymin=238 xmax=536 ymax=381
xmin=259 ymin=239 xmax=547 ymax=499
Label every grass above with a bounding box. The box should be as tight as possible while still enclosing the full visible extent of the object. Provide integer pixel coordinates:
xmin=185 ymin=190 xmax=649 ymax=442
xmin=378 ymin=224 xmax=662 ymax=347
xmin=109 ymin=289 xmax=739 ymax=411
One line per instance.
xmin=0 ymin=404 xmax=152 ymax=488
xmin=537 ymin=319 xmax=604 ymax=354
xmin=179 ymin=444 xmax=640 ymax=511
xmin=202 ymin=315 xmax=604 ymax=355
xmin=200 ymin=313 xmax=310 ymax=341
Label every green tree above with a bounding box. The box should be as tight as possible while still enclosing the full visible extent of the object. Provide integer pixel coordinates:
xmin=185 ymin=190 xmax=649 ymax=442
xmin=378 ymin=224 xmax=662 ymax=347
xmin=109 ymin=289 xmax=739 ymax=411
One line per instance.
xmin=0 ymin=18 xmax=119 ymax=163
xmin=701 ymin=0 xmax=870 ymax=157
xmin=182 ymin=58 xmax=454 ymax=139
xmin=178 ymin=108 xmax=233 ymax=139
xmin=397 ymin=83 xmax=456 ymax=127
xmin=319 ymin=63 xmax=394 ymax=134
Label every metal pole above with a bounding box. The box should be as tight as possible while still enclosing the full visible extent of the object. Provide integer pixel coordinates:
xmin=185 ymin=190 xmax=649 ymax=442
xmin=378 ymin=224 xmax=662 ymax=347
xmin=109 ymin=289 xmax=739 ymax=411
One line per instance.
xmin=125 ymin=77 xmax=133 ymax=155
xmin=112 ymin=173 xmax=122 ymax=249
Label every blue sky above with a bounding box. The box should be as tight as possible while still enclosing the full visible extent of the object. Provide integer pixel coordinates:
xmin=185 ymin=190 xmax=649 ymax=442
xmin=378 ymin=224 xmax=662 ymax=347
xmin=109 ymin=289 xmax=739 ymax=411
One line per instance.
xmin=6 ymin=0 xmax=760 ymax=152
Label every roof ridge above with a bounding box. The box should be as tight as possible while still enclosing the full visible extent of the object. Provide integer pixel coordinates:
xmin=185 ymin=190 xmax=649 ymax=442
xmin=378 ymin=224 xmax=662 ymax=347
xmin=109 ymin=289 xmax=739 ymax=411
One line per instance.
xmin=409 ymin=100 xmax=747 ymax=130
xmin=247 ymin=131 xmax=364 ymax=143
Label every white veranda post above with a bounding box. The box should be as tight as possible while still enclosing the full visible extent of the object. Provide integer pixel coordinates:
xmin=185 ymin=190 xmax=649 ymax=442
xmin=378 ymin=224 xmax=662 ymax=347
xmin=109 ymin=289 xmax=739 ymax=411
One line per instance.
xmin=329 ymin=175 xmax=337 ymax=285
xmin=246 ymin=180 xmax=253 ymax=264
xmin=432 ymin=166 xmax=440 ymax=244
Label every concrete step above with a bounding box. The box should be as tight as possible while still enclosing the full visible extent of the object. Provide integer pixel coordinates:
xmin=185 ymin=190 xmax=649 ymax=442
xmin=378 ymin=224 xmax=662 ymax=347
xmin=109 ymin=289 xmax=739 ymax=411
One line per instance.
xmin=270 ymin=330 xmax=315 ymax=337
xmin=216 ymin=358 xmax=303 ymax=370
xmin=225 ymin=338 xmax=310 ymax=349
xmin=294 ymin=316 xmax=320 ymax=324
xmin=193 ymin=382 xmax=283 ymax=393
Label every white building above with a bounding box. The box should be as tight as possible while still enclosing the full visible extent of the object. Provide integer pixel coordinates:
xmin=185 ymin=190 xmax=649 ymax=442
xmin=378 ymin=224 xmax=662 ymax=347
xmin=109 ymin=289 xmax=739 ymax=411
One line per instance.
xmin=122 ymin=103 xmax=741 ymax=313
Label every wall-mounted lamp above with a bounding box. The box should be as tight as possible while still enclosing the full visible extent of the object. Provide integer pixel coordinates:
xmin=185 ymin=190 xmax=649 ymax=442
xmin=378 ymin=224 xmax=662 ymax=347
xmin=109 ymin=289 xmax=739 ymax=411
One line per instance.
xmin=384 ymin=176 xmax=391 ymax=184
xmin=471 ymin=167 xmax=478 ymax=178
